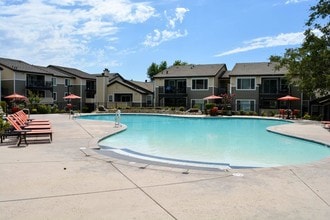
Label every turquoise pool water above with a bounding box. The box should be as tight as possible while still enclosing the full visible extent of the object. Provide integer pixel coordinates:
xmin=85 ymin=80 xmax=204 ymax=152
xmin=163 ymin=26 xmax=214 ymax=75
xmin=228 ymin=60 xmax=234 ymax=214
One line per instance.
xmin=80 ymin=114 xmax=330 ymax=168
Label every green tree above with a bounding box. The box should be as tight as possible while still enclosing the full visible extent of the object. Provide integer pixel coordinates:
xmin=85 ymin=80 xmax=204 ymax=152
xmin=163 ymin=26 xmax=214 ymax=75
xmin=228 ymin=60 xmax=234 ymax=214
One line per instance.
xmin=270 ymin=0 xmax=329 ymax=96
xmin=173 ymin=60 xmax=188 ymax=66
xmin=147 ymin=60 xmax=188 ymax=80
xmin=27 ymin=90 xmax=41 ymax=110
xmin=147 ymin=61 xmax=168 ymax=80
xmin=159 ymin=61 xmax=167 ymax=72
xmin=147 ymin=62 xmax=160 ymax=80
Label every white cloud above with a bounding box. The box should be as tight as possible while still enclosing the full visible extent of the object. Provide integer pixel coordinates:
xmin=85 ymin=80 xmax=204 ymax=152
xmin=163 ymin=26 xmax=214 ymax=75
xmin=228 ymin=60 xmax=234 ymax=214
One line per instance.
xmin=144 ymin=29 xmax=188 ymax=47
xmin=0 ymin=0 xmax=156 ymax=69
xmin=214 ymin=32 xmax=305 ymax=57
xmin=285 ymin=0 xmax=309 ymax=4
xmin=167 ymin=7 xmax=190 ymax=29
xmin=144 ymin=7 xmax=189 ymax=47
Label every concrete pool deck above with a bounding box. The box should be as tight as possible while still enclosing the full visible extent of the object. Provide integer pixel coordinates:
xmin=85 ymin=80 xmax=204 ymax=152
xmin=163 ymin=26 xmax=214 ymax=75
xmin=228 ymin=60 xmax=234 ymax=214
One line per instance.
xmin=0 ymin=114 xmax=329 ymax=219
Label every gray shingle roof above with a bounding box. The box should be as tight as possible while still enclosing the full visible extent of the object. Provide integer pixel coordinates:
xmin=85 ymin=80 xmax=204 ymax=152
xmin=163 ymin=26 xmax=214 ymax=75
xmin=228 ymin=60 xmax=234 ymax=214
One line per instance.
xmin=154 ymin=64 xmax=226 ymax=78
xmin=129 ymin=80 xmax=154 ymax=93
xmin=108 ymin=80 xmax=151 ymax=94
xmin=48 ymin=65 xmax=96 ymax=80
xmin=33 ymin=65 xmax=72 ymax=78
xmin=0 ymin=57 xmax=49 ymax=74
xmin=230 ymin=62 xmax=287 ymax=76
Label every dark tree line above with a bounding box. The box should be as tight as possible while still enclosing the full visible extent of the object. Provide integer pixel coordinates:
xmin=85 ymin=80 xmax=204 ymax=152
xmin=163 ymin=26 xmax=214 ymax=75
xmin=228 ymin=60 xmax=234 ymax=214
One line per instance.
xmin=147 ymin=60 xmax=188 ymax=80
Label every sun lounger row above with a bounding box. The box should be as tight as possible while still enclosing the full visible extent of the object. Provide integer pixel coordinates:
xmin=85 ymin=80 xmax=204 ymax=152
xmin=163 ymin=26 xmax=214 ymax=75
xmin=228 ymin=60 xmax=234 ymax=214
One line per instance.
xmin=5 ymin=110 xmax=53 ymax=146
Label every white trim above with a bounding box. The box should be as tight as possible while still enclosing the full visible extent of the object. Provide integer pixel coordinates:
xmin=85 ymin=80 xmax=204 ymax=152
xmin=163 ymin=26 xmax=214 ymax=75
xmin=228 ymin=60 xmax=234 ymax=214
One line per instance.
xmin=52 ymin=77 xmax=57 ymax=86
xmin=236 ymin=99 xmax=256 ymax=112
xmin=191 ymin=78 xmax=208 ymax=91
xmin=65 ymin=79 xmax=70 ymax=87
xmin=236 ymin=77 xmax=256 ymax=90
xmin=108 ymin=94 xmax=113 ymax=102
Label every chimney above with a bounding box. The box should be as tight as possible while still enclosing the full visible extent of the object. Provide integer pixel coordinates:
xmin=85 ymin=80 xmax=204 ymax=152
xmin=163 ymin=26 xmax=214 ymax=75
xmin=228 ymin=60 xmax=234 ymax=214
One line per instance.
xmin=103 ymin=68 xmax=110 ymax=75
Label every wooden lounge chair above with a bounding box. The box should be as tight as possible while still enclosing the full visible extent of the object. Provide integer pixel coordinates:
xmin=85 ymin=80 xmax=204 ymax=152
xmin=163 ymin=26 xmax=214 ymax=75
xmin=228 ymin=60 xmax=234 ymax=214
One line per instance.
xmin=6 ymin=116 xmax=53 ymax=146
xmin=12 ymin=112 xmax=51 ymax=126
xmin=7 ymin=114 xmax=51 ymax=130
xmin=15 ymin=110 xmax=50 ymax=123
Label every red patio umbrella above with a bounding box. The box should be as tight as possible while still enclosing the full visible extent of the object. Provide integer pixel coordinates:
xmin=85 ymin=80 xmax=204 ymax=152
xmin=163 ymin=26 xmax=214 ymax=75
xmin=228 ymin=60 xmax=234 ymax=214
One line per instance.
xmin=63 ymin=93 xmax=81 ymax=114
xmin=278 ymin=95 xmax=300 ymax=119
xmin=203 ymin=95 xmax=222 ymax=100
xmin=63 ymin=93 xmax=81 ymax=99
xmin=5 ymin=92 xmax=27 ymax=100
xmin=277 ymin=95 xmax=300 ymax=101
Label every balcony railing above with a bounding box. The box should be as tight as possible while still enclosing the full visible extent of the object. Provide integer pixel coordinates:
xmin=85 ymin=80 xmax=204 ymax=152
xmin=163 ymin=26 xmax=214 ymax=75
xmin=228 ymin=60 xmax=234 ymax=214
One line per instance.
xmin=26 ymin=81 xmax=53 ymax=90
xmin=158 ymin=86 xmax=186 ymax=94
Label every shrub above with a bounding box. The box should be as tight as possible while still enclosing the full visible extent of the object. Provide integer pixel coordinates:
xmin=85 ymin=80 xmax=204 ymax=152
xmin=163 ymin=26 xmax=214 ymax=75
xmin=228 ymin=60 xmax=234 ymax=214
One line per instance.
xmin=303 ymin=113 xmax=311 ymax=120
xmin=179 ymin=106 xmax=185 ymax=111
xmin=51 ymin=104 xmax=59 ymax=113
xmin=37 ymin=104 xmax=51 ymax=114
xmin=205 ymin=103 xmax=215 ymax=110
xmin=0 ymin=101 xmax=7 ymax=114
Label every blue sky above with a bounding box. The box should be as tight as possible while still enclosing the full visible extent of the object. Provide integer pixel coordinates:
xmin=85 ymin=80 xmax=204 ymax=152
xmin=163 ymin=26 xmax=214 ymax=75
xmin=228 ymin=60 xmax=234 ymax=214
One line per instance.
xmin=0 ymin=0 xmax=318 ymax=81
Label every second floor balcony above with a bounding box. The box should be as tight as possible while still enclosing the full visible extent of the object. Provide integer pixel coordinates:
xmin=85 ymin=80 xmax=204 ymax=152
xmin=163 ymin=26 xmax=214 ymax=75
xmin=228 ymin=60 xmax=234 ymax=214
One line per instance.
xmin=158 ymin=86 xmax=187 ymax=95
xmin=26 ymin=81 xmax=53 ymax=91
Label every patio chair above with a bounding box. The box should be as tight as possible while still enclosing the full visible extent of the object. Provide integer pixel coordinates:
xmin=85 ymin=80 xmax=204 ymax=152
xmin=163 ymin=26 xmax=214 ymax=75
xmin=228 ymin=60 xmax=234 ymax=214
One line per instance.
xmin=292 ymin=109 xmax=300 ymax=119
xmin=7 ymin=114 xmax=51 ymax=130
xmin=6 ymin=116 xmax=53 ymax=146
xmin=15 ymin=110 xmax=50 ymax=123
xmin=13 ymin=111 xmax=51 ymax=126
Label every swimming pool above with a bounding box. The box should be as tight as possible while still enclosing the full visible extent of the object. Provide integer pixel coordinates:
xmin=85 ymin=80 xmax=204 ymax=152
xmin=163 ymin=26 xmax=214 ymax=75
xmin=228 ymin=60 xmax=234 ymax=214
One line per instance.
xmin=80 ymin=114 xmax=330 ymax=168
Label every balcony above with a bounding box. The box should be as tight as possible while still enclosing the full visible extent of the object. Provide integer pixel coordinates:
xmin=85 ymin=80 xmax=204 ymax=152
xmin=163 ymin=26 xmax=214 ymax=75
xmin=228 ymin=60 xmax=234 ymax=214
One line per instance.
xmin=158 ymin=86 xmax=187 ymax=98
xmin=26 ymin=81 xmax=53 ymax=91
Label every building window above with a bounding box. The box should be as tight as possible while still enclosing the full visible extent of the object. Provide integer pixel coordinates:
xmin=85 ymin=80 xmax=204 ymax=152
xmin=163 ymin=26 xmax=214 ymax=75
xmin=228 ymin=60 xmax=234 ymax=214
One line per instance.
xmin=108 ymin=95 xmax=113 ymax=102
xmin=65 ymin=79 xmax=71 ymax=87
xmin=192 ymin=79 xmax=208 ymax=90
xmin=237 ymin=78 xmax=255 ymax=90
xmin=165 ymin=80 xmax=176 ymax=93
xmin=262 ymin=78 xmax=277 ymax=94
xmin=236 ymin=100 xmax=255 ymax=112
xmin=280 ymin=78 xmax=289 ymax=93
xmin=52 ymin=78 xmax=57 ymax=86
xmin=53 ymin=92 xmax=57 ymax=101
xmin=146 ymin=95 xmax=152 ymax=106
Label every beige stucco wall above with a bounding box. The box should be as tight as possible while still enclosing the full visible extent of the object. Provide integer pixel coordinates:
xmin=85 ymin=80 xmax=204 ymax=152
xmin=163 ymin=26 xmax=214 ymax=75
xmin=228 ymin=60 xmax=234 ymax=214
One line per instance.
xmin=108 ymin=82 xmax=142 ymax=103
xmin=96 ymin=76 xmax=108 ymax=103
xmin=1 ymin=68 xmax=15 ymax=80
